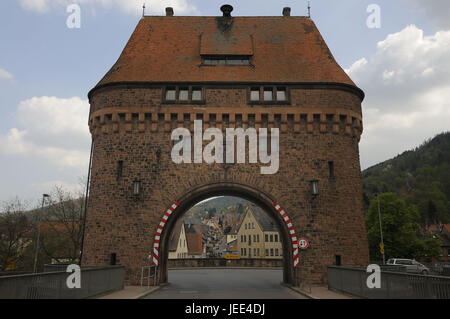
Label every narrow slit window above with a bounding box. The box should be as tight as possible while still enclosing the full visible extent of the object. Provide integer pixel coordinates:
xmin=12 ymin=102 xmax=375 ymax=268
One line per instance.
xmin=117 ymin=161 xmax=123 ymax=180
xmin=110 ymin=253 xmax=116 ymax=265
xmin=329 ymin=161 xmax=335 ymax=178
xmin=336 ymin=255 xmax=342 ymax=266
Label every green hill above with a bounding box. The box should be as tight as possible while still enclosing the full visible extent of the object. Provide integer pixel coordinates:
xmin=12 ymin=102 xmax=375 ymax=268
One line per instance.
xmin=185 ymin=196 xmax=252 ymax=219
xmin=362 ymin=132 xmax=450 ymax=226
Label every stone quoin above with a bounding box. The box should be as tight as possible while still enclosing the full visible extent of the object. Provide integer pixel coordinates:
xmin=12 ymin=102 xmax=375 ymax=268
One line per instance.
xmin=81 ymin=5 xmax=370 ymax=285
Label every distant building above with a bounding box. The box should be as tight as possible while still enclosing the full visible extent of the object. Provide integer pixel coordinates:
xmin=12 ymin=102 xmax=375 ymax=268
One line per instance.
xmin=237 ymin=205 xmax=282 ymax=259
xmin=169 ymin=218 xmax=208 ymax=259
xmin=185 ymin=223 xmax=207 ymax=258
xmin=168 ymin=219 xmax=188 ymax=259
xmin=221 ymin=206 xmax=238 ymax=230
xmin=226 ymin=222 xmax=240 ymax=244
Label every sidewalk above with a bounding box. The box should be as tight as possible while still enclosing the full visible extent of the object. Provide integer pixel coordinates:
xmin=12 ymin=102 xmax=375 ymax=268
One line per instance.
xmin=98 ymin=284 xmax=355 ymax=299
xmin=97 ymin=285 xmax=160 ymax=299
xmin=289 ymin=285 xmax=357 ymax=299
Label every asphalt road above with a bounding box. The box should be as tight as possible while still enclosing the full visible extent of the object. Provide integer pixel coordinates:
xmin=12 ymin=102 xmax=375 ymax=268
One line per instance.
xmin=145 ymin=268 xmax=306 ymax=299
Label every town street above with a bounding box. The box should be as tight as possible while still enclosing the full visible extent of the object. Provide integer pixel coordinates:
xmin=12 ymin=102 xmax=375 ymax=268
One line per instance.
xmin=145 ymin=268 xmax=306 ymax=299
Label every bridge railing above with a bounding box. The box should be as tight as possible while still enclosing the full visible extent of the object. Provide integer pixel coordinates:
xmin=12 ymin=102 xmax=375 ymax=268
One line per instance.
xmin=0 ymin=265 xmax=125 ymax=299
xmin=327 ymin=266 xmax=450 ymax=299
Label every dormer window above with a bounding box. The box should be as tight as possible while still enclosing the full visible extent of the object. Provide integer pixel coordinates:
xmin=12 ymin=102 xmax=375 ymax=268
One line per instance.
xmin=202 ymin=55 xmax=251 ymax=66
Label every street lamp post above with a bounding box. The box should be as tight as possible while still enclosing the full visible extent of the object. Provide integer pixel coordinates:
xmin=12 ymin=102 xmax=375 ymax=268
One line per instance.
xmin=33 ymin=194 xmax=50 ymax=273
xmin=377 ymin=193 xmax=385 ymax=265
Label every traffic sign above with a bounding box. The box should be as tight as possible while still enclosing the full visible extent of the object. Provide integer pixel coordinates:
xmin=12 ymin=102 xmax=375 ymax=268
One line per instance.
xmin=298 ymin=238 xmax=309 ymax=250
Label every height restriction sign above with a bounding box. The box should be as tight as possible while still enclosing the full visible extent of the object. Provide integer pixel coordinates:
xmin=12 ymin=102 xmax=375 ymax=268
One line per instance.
xmin=298 ymin=238 xmax=309 ymax=250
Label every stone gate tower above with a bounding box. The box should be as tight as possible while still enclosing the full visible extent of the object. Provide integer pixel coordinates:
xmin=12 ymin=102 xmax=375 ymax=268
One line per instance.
xmin=82 ymin=5 xmax=369 ymax=285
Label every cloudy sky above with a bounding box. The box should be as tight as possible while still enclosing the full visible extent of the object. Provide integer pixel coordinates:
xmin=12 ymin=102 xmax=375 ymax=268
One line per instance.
xmin=1 ymin=0 xmax=449 ymax=203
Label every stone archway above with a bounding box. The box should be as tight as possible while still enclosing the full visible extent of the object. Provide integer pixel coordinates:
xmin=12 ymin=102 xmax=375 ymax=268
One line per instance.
xmin=151 ymin=182 xmax=300 ymax=285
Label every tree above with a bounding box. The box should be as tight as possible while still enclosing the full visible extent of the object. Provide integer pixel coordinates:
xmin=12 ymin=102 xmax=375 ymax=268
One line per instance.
xmin=420 ymin=235 xmax=442 ymax=263
xmin=0 ymin=198 xmax=32 ymax=271
xmin=37 ymin=186 xmax=84 ymax=265
xmin=407 ymin=181 xmax=449 ymax=226
xmin=365 ymin=193 xmax=423 ymax=262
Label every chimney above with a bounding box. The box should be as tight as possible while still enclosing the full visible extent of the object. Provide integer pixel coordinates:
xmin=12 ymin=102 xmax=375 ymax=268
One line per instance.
xmin=283 ymin=7 xmax=291 ymax=17
xmin=220 ymin=4 xmax=233 ymax=17
xmin=165 ymin=7 xmax=174 ymax=16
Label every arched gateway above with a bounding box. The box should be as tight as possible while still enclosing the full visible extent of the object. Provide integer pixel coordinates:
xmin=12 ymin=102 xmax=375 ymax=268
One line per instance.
xmin=81 ymin=5 xmax=370 ymax=286
xmin=151 ymin=183 xmax=300 ymax=284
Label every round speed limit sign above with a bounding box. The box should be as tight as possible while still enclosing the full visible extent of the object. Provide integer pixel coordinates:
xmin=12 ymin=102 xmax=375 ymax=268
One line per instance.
xmin=298 ymin=238 xmax=309 ymax=250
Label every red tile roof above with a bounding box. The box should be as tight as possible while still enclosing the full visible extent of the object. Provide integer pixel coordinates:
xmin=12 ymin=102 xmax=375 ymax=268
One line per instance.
xmin=186 ymin=233 xmax=203 ymax=255
xmin=93 ymin=16 xmax=356 ymax=90
xmin=443 ymin=224 xmax=450 ymax=234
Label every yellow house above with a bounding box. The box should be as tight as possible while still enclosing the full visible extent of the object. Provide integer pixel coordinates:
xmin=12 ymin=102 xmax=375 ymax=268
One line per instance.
xmin=237 ymin=205 xmax=283 ymax=259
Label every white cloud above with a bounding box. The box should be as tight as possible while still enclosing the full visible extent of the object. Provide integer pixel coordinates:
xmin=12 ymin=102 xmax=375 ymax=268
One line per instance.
xmin=344 ymin=58 xmax=367 ymax=74
xmin=19 ymin=0 xmax=52 ymax=13
xmin=403 ymin=0 xmax=450 ymax=30
xmin=346 ymin=25 xmax=450 ymax=169
xmin=18 ymin=0 xmax=198 ymax=15
xmin=0 ymin=68 xmax=13 ymax=80
xmin=0 ymin=96 xmax=90 ymax=169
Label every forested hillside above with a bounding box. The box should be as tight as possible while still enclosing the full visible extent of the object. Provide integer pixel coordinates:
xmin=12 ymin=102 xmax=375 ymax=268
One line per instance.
xmin=363 ymin=132 xmax=450 ymax=227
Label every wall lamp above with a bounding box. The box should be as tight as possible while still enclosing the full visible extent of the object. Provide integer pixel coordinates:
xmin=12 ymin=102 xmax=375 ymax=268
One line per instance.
xmin=133 ymin=180 xmax=141 ymax=196
xmin=311 ymin=180 xmax=319 ymax=196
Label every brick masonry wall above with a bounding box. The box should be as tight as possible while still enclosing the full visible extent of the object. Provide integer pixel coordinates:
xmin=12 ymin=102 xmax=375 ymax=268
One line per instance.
xmin=82 ymin=84 xmax=370 ymax=285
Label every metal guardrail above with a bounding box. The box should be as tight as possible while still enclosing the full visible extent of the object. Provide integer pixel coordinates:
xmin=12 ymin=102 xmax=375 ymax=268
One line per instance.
xmin=328 ymin=266 xmax=450 ymax=299
xmin=0 ymin=265 xmax=125 ymax=299
xmin=43 ymin=264 xmax=73 ymax=273
xmin=140 ymin=266 xmax=157 ymax=287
